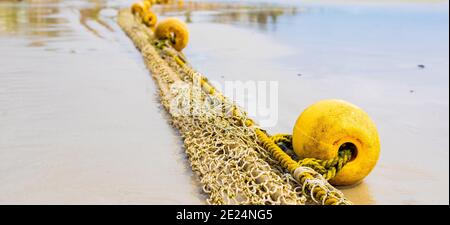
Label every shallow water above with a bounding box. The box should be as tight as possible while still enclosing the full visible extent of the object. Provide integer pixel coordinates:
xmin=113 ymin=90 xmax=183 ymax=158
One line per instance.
xmin=0 ymin=0 xmax=448 ymax=204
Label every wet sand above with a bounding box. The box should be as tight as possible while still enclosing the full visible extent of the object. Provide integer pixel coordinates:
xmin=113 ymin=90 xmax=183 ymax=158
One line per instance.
xmin=0 ymin=0 xmax=204 ymax=204
xmin=1 ymin=0 xmax=449 ymax=204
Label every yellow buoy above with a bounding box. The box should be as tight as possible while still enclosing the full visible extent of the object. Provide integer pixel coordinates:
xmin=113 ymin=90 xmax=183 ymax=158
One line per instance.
xmin=155 ymin=0 xmax=171 ymax=4
xmin=292 ymin=99 xmax=380 ymax=186
xmin=155 ymin=18 xmax=189 ymax=51
xmin=143 ymin=0 xmax=152 ymax=9
xmin=131 ymin=2 xmax=148 ymax=17
xmin=143 ymin=11 xmax=158 ymax=28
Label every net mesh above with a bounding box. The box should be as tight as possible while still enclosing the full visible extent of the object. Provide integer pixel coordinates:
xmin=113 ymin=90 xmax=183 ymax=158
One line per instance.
xmin=168 ymin=82 xmax=306 ymax=204
xmin=118 ymin=9 xmax=349 ymax=205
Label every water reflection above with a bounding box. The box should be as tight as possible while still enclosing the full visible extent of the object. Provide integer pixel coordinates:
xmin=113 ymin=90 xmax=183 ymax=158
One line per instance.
xmin=0 ymin=0 xmax=301 ymax=36
xmin=211 ymin=8 xmax=297 ymax=31
xmin=0 ymin=0 xmax=119 ymax=42
xmin=0 ymin=0 xmax=69 ymax=37
xmin=153 ymin=1 xmax=300 ymax=31
xmin=79 ymin=0 xmax=114 ymax=38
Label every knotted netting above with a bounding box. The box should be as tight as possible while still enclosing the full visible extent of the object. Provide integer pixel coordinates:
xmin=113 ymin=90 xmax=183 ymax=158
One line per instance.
xmin=118 ymin=9 xmax=349 ymax=205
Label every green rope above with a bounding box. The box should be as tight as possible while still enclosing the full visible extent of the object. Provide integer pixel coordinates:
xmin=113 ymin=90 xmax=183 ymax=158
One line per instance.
xmin=271 ymin=134 xmax=353 ymax=181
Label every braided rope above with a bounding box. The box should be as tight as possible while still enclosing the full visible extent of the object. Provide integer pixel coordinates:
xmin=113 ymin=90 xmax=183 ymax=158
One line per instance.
xmin=270 ymin=134 xmax=353 ymax=181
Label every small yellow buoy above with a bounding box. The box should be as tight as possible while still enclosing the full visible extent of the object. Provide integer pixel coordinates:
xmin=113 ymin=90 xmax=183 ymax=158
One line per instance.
xmin=131 ymin=2 xmax=148 ymax=17
xmin=143 ymin=11 xmax=158 ymax=28
xmin=292 ymin=99 xmax=380 ymax=186
xmin=155 ymin=18 xmax=189 ymax=51
xmin=155 ymin=0 xmax=171 ymax=4
xmin=143 ymin=0 xmax=152 ymax=9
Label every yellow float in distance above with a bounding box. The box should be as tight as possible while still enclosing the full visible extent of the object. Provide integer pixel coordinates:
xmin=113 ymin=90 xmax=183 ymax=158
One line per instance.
xmin=155 ymin=0 xmax=171 ymax=4
xmin=155 ymin=18 xmax=189 ymax=51
xmin=131 ymin=2 xmax=148 ymax=18
xmin=143 ymin=0 xmax=152 ymax=9
xmin=143 ymin=11 xmax=158 ymax=28
xmin=292 ymin=99 xmax=380 ymax=186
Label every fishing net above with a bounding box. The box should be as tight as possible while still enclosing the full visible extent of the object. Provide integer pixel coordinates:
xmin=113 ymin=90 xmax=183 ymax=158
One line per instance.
xmin=118 ymin=9 xmax=349 ymax=205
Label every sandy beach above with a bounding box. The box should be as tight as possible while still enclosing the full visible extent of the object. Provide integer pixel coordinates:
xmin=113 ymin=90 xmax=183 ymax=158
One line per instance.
xmin=0 ymin=0 xmax=448 ymax=204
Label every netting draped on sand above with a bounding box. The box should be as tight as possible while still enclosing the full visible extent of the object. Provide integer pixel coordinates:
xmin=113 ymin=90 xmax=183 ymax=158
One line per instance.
xmin=118 ymin=9 xmax=349 ymax=205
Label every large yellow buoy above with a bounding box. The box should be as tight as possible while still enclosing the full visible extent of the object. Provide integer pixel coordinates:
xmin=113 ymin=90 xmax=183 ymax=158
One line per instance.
xmin=292 ymin=99 xmax=380 ymax=186
xmin=155 ymin=18 xmax=189 ymax=51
